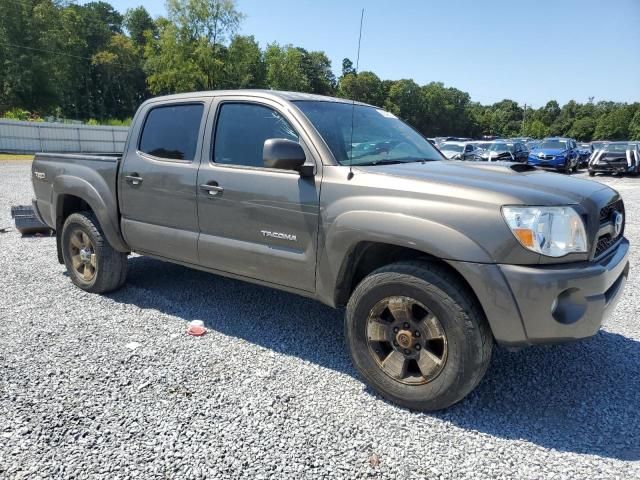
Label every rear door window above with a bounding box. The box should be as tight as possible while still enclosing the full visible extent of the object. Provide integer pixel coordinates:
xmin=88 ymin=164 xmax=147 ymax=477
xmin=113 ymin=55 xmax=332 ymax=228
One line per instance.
xmin=139 ymin=104 xmax=204 ymax=161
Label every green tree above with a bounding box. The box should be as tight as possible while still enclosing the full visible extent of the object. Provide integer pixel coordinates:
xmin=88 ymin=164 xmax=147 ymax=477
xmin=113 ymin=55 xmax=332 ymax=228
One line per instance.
xmin=92 ymin=34 xmax=147 ymax=117
xmin=222 ymin=35 xmax=265 ymax=88
xmin=489 ymin=100 xmax=523 ymax=137
xmin=302 ymin=50 xmax=336 ymax=95
xmin=629 ymin=110 xmax=640 ymax=141
xmin=124 ymin=6 xmax=157 ymax=48
xmin=264 ymin=43 xmax=309 ymax=91
xmin=337 ymin=71 xmax=385 ymax=106
xmin=568 ymin=117 xmax=596 ymax=141
xmin=523 ymin=120 xmax=548 ymax=139
xmin=384 ymin=79 xmax=424 ymax=129
xmin=145 ymin=0 xmax=244 ymax=93
xmin=341 ymin=58 xmax=355 ymax=77
xmin=593 ymin=105 xmax=633 ymax=140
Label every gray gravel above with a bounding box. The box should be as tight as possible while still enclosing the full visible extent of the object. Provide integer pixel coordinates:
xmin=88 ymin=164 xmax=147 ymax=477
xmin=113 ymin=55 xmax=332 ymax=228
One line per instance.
xmin=1 ymin=160 xmax=639 ymax=479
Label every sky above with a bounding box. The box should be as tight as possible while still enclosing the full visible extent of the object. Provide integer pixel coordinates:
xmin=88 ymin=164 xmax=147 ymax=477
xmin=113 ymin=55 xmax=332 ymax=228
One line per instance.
xmin=101 ymin=0 xmax=640 ymax=108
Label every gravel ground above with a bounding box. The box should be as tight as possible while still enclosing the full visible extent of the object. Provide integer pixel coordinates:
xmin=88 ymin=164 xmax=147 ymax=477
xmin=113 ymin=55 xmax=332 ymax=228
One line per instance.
xmin=1 ymin=160 xmax=639 ymax=479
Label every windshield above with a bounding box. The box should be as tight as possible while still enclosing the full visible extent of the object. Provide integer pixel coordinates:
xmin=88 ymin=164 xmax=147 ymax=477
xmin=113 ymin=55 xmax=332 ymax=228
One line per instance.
xmin=604 ymin=142 xmax=628 ymax=153
xmin=539 ymin=139 xmax=568 ymax=150
xmin=488 ymin=143 xmax=513 ymax=153
xmin=294 ymin=101 xmax=442 ymax=165
xmin=440 ymin=143 xmax=463 ymax=152
xmin=592 ymin=142 xmax=605 ymax=150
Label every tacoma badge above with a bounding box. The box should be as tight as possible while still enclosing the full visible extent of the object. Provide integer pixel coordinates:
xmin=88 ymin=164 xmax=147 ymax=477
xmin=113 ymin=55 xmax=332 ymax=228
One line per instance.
xmin=260 ymin=230 xmax=297 ymax=242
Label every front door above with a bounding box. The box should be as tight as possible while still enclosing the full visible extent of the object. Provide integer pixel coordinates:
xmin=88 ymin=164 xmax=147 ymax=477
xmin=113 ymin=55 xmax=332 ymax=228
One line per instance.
xmin=196 ymin=98 xmax=321 ymax=292
xmin=119 ymin=100 xmax=207 ymax=263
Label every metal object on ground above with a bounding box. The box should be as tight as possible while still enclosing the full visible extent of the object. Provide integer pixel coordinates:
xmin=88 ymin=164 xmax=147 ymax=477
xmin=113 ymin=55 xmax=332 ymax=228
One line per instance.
xmin=10 ymin=205 xmax=52 ymax=235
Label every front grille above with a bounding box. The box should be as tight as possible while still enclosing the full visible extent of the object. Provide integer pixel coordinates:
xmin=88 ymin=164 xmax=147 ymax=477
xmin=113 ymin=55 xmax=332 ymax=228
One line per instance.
xmin=594 ymin=199 xmax=625 ymax=258
xmin=599 ymin=199 xmax=624 ymax=223
xmin=595 ymin=234 xmax=615 ymax=257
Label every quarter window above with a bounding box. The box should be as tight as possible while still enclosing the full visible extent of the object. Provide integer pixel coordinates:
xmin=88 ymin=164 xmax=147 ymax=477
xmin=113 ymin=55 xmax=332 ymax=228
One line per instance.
xmin=139 ymin=104 xmax=204 ymax=160
xmin=213 ymin=103 xmax=299 ymax=168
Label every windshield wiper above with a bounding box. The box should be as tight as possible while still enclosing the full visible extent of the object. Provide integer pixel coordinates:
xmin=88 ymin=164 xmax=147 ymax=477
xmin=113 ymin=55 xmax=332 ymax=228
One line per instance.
xmin=355 ymin=158 xmax=436 ymax=166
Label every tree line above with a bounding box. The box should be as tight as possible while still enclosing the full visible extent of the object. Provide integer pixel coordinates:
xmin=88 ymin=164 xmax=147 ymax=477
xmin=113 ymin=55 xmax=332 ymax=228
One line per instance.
xmin=1 ymin=0 xmax=639 ymax=141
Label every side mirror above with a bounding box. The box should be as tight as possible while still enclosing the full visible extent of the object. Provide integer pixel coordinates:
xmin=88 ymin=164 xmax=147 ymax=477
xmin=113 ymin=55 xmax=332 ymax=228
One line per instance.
xmin=263 ymin=138 xmax=313 ymax=176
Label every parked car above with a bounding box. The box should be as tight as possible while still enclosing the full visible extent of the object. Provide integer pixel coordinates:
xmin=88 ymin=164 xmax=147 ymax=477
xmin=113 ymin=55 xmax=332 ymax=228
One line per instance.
xmin=439 ymin=141 xmax=481 ymax=160
xmin=577 ymin=142 xmax=594 ymax=168
xmin=591 ymin=141 xmax=609 ymax=151
xmin=478 ymin=141 xmax=528 ymax=162
xmin=30 ymin=90 xmax=630 ymax=412
xmin=588 ymin=141 xmax=639 ymax=176
xmin=527 ymin=137 xmax=580 ymax=173
xmin=525 ymin=140 xmax=540 ymax=151
xmin=469 ymin=141 xmax=492 ymax=151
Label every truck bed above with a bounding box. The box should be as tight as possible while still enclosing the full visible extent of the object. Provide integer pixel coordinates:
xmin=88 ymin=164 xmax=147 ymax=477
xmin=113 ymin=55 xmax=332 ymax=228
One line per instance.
xmin=31 ymin=152 xmax=122 ymax=235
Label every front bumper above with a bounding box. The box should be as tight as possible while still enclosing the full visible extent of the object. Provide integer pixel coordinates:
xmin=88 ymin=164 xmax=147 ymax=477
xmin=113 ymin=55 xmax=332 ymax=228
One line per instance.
xmin=528 ymin=160 xmax=566 ymax=170
xmin=589 ymin=163 xmax=636 ymax=174
xmin=449 ymin=238 xmax=630 ymax=347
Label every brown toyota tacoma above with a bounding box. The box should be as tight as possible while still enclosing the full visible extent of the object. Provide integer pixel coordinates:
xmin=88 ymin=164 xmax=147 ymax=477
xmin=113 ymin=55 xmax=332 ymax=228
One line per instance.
xmin=31 ymin=90 xmax=630 ymax=410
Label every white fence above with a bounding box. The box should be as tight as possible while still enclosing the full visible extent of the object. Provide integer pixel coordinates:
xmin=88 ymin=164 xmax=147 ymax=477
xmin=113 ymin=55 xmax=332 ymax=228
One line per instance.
xmin=0 ymin=119 xmax=129 ymax=154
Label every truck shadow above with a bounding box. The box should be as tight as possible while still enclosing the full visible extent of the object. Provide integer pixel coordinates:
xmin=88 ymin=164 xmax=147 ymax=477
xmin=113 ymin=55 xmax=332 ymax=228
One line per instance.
xmin=108 ymin=256 xmax=640 ymax=461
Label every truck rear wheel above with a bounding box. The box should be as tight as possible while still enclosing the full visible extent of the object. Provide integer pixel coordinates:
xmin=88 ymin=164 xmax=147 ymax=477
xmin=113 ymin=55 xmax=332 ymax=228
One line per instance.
xmin=61 ymin=212 xmax=127 ymax=293
xmin=345 ymin=261 xmax=492 ymax=411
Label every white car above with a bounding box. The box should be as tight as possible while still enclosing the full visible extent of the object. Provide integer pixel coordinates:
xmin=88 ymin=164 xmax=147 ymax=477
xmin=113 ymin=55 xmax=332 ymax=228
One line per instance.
xmin=439 ymin=142 xmax=481 ymax=160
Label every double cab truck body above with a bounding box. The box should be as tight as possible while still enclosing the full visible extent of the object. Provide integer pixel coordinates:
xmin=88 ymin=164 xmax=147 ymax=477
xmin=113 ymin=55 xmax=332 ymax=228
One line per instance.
xmin=31 ymin=90 xmax=630 ymax=410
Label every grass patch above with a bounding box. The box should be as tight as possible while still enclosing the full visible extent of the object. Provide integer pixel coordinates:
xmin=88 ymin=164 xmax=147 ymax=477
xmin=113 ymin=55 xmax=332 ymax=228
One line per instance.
xmin=0 ymin=153 xmax=34 ymax=161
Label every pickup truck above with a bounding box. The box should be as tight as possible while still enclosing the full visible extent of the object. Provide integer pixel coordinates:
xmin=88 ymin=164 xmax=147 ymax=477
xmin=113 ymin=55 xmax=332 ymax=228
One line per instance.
xmin=31 ymin=90 xmax=630 ymax=411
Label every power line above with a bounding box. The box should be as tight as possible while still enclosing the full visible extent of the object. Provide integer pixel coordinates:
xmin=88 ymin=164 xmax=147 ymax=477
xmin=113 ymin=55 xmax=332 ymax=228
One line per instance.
xmin=0 ymin=42 xmax=139 ymax=69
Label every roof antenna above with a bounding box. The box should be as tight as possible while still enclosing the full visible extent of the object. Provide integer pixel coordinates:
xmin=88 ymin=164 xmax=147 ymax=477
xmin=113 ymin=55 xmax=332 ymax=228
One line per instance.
xmin=348 ymin=8 xmax=364 ymax=181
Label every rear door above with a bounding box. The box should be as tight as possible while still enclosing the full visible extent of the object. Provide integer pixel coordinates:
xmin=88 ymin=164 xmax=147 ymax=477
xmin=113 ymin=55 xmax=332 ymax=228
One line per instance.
xmin=119 ymin=99 xmax=208 ymax=263
xmin=196 ymin=96 xmax=321 ymax=292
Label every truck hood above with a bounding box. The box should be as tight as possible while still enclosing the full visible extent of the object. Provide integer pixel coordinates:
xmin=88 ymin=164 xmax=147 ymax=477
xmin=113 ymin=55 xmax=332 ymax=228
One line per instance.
xmin=356 ymin=160 xmax=610 ymax=206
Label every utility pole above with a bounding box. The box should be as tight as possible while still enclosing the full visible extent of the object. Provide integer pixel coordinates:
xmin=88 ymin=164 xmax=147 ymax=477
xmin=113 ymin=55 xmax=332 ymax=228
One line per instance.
xmin=522 ymin=103 xmax=527 ymax=135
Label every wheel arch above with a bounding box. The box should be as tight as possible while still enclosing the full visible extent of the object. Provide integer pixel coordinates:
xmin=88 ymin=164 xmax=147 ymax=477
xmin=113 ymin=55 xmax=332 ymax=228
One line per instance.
xmin=332 ymin=241 xmax=487 ymax=320
xmin=52 ymin=175 xmax=129 ymax=254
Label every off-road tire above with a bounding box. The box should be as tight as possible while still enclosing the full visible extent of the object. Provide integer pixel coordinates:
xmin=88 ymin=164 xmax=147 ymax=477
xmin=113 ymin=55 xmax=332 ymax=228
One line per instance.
xmin=345 ymin=261 xmax=493 ymax=411
xmin=61 ymin=211 xmax=128 ymax=293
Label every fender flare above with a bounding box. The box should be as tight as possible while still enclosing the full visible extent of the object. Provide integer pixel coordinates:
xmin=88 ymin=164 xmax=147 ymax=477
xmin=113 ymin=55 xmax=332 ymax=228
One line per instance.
xmin=316 ymin=210 xmax=494 ymax=305
xmin=52 ymin=175 xmax=129 ymax=252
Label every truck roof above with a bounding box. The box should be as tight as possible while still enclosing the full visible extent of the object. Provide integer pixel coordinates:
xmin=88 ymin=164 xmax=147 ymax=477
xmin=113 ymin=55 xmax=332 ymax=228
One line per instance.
xmin=143 ymin=89 xmax=373 ymax=107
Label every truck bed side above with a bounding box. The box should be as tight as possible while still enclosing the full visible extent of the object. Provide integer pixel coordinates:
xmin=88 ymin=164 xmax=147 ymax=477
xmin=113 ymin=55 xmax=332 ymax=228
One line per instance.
xmin=31 ymin=153 xmax=129 ymax=254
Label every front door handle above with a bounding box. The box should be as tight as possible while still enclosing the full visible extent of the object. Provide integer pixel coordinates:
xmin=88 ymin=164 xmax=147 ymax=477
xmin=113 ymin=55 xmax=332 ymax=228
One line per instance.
xmin=125 ymin=174 xmax=143 ymax=186
xmin=200 ymin=183 xmax=224 ymax=196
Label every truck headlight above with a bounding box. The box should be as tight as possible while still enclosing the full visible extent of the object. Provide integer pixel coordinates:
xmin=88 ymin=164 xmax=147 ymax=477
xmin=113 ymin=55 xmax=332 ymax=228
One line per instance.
xmin=502 ymin=206 xmax=587 ymax=257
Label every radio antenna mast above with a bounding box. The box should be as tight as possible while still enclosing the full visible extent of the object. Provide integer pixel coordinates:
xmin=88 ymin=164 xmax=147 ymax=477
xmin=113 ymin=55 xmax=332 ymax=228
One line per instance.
xmin=348 ymin=8 xmax=364 ymax=180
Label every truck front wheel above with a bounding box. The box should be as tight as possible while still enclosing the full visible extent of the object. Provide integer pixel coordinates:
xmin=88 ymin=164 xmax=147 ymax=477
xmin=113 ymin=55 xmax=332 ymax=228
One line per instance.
xmin=345 ymin=261 xmax=492 ymax=411
xmin=61 ymin=212 xmax=128 ymax=293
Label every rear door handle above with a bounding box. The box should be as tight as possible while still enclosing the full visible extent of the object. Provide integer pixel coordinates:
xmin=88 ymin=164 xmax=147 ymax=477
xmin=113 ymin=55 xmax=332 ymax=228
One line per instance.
xmin=200 ymin=183 xmax=224 ymax=196
xmin=125 ymin=174 xmax=143 ymax=186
